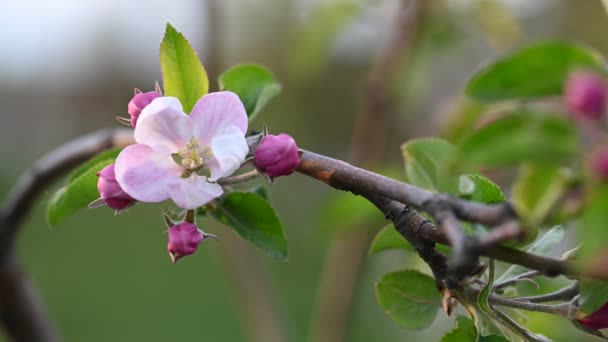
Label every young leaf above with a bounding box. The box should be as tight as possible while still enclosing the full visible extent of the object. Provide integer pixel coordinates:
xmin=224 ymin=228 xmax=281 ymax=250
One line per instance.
xmin=401 ymin=137 xmax=461 ymax=193
xmin=579 ymin=280 xmax=608 ymax=315
xmin=478 ymin=259 xmax=495 ymax=315
xmin=459 ymin=174 xmax=506 ymax=204
xmin=369 ymin=225 xmax=414 ymax=256
xmin=160 ymin=23 xmax=209 ymax=113
xmin=512 ymin=163 xmax=567 ymax=226
xmin=496 ymin=226 xmax=564 ymax=283
xmin=219 ymin=64 xmax=281 ymax=120
xmin=459 ymin=112 xmax=578 ymax=167
xmin=466 ymin=41 xmax=605 ymax=102
xmin=47 ymin=159 xmax=115 ymax=226
xmin=375 ymin=270 xmax=441 ymax=330
xmin=210 ymin=192 xmax=287 ymax=261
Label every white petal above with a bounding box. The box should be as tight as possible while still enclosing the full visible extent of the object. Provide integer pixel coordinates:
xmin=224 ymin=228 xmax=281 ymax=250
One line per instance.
xmin=168 ymin=175 xmax=223 ymax=209
xmin=115 ymin=144 xmax=181 ymax=202
xmin=208 ymin=125 xmax=249 ymax=181
xmin=190 ymin=92 xmax=248 ymax=146
xmin=134 ymin=97 xmax=193 ymax=155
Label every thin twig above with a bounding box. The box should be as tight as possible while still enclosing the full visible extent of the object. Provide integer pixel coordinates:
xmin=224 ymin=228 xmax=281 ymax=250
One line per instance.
xmin=514 ymin=283 xmax=579 ymax=303
xmin=218 ymin=169 xmax=261 ymax=186
xmin=494 ymin=270 xmax=542 ymax=290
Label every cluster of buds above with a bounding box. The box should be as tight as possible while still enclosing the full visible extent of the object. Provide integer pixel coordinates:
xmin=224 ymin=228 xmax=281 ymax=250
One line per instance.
xmin=90 ymin=85 xmax=302 ymax=263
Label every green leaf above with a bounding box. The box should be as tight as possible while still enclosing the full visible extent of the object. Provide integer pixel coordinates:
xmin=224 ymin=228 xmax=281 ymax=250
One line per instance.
xmin=496 ymin=226 xmax=564 ymax=283
xmin=401 ymin=137 xmax=460 ymax=193
xmin=375 ymin=270 xmax=441 ymax=330
xmin=466 ymin=41 xmax=605 ymax=102
xmin=441 ymin=316 xmax=477 ymax=342
xmin=210 ymin=192 xmax=287 ymax=261
xmin=47 ymin=159 xmax=115 ymax=226
xmin=160 ymin=23 xmax=209 ymax=113
xmin=478 ymin=259 xmax=495 ymax=315
xmin=459 ymin=174 xmax=506 ymax=204
xmin=369 ymin=225 xmax=414 ymax=255
xmin=67 ymin=148 xmax=121 ymax=182
xmin=580 ymin=184 xmax=608 ymax=262
xmin=219 ymin=64 xmax=281 ymax=120
xmin=512 ymin=163 xmax=567 ymax=226
xmin=580 ymin=279 xmax=608 ymax=315
xmin=441 ymin=316 xmax=509 ymax=342
xmin=459 ymin=112 xmax=578 ymax=167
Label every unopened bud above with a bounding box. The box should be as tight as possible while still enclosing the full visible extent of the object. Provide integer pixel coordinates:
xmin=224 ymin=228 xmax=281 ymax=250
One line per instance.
xmin=254 ymin=133 xmax=300 ymax=178
xmin=564 ymin=70 xmax=607 ymax=121
xmin=578 ymin=303 xmax=608 ymax=330
xmin=128 ymin=90 xmax=161 ymax=127
xmin=167 ymin=222 xmax=214 ymax=263
xmin=590 ymin=147 xmax=608 ymax=181
xmin=90 ymin=163 xmax=136 ymax=213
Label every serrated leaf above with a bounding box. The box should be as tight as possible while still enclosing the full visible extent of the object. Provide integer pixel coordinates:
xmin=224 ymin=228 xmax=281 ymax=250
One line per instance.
xmin=160 ymin=23 xmax=209 ymax=113
xmin=512 ymin=163 xmax=567 ymax=226
xmin=580 ymin=280 xmax=608 ymax=315
xmin=401 ymin=137 xmax=460 ymax=193
xmin=459 ymin=112 xmax=578 ymax=168
xmin=459 ymin=174 xmax=506 ymax=204
xmin=210 ymin=192 xmax=287 ymax=261
xmin=219 ymin=64 xmax=281 ymax=120
xmin=375 ymin=270 xmax=441 ymax=330
xmin=369 ymin=225 xmax=414 ymax=256
xmin=466 ymin=41 xmax=605 ymax=102
xmin=496 ymin=226 xmax=564 ymax=283
xmin=47 ymin=159 xmax=115 ymax=226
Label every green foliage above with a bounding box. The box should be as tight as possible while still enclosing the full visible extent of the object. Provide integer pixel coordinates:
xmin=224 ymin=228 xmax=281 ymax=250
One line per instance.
xmin=580 ymin=184 xmax=608 ymax=263
xmin=369 ymin=225 xmax=414 ymax=255
xmin=160 ymin=23 xmax=209 ymax=113
xmin=512 ymin=163 xmax=567 ymax=226
xmin=402 ymin=137 xmax=461 ymax=193
xmin=210 ymin=192 xmax=287 ymax=261
xmin=459 ymin=174 xmax=506 ymax=204
xmin=441 ymin=316 xmax=509 ymax=342
xmin=579 ymin=279 xmax=608 ymax=315
xmin=459 ymin=112 xmax=578 ymax=167
xmin=496 ymin=226 xmax=564 ymax=283
xmin=466 ymin=41 xmax=605 ymax=102
xmin=47 ymin=149 xmax=120 ymax=226
xmin=219 ymin=64 xmax=282 ymax=121
xmin=478 ymin=259 xmax=495 ymax=315
xmin=375 ymin=270 xmax=441 ymax=330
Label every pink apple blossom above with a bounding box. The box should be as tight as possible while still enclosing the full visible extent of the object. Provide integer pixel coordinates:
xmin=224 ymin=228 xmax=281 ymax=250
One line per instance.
xmin=115 ymin=92 xmax=249 ymax=209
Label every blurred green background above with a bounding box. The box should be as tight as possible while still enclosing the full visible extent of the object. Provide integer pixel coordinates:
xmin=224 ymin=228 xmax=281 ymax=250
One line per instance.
xmin=2 ymin=0 xmax=608 ymax=341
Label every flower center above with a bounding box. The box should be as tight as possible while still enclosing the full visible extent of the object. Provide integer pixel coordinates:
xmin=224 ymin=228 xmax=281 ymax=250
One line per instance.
xmin=172 ymin=138 xmax=213 ymax=177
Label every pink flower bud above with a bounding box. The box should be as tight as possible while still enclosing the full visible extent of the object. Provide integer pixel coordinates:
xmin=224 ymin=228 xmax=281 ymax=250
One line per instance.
xmin=254 ymin=133 xmax=300 ymax=178
xmin=167 ymin=222 xmax=207 ymax=263
xmin=564 ymin=70 xmax=607 ymax=120
xmin=127 ymin=90 xmax=161 ymax=127
xmin=95 ymin=163 xmax=136 ymax=211
xmin=590 ymin=147 xmax=608 ymax=181
xmin=578 ymin=303 xmax=608 ymax=330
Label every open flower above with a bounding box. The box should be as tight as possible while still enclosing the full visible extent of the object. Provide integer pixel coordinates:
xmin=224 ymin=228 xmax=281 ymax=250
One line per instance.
xmin=115 ymin=92 xmax=248 ymax=209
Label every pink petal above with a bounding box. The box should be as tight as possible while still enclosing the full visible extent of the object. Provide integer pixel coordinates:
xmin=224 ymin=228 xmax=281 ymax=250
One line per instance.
xmin=190 ymin=92 xmax=248 ymax=146
xmin=115 ymin=144 xmax=181 ymax=202
xmin=168 ymin=175 xmax=224 ymax=209
xmin=134 ymin=97 xmax=193 ymax=155
xmin=207 ymin=125 xmax=249 ymax=181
